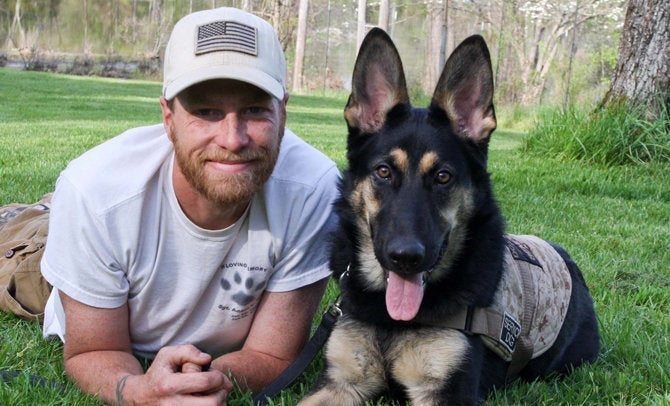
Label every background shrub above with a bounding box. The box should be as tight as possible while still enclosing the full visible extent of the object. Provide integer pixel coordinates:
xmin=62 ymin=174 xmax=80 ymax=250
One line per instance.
xmin=522 ymin=101 xmax=670 ymax=166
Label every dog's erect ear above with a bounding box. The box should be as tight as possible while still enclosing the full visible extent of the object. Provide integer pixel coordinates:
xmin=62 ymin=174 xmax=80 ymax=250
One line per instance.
xmin=344 ymin=28 xmax=410 ymax=134
xmin=431 ymin=35 xmax=496 ymax=146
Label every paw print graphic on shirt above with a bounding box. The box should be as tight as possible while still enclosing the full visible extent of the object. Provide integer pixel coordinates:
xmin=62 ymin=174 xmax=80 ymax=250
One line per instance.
xmin=220 ymin=272 xmax=266 ymax=306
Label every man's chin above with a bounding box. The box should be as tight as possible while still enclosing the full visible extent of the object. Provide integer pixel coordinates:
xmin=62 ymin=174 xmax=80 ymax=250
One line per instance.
xmin=201 ymin=175 xmax=266 ymax=205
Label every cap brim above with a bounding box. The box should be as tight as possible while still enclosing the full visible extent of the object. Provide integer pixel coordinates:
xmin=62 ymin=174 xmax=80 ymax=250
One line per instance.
xmin=164 ymin=65 xmax=285 ymax=100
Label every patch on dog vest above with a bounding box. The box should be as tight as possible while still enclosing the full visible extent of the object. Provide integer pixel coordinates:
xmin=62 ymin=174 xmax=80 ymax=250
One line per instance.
xmin=500 ymin=311 xmax=522 ymax=353
xmin=480 ymin=235 xmax=572 ymax=362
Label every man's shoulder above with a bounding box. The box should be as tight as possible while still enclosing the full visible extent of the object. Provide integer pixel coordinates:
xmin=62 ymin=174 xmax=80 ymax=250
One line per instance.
xmin=258 ymin=129 xmax=340 ymax=230
xmin=68 ymin=124 xmax=169 ymax=166
xmin=59 ymin=124 xmax=172 ymax=209
xmin=271 ymin=128 xmax=339 ymax=188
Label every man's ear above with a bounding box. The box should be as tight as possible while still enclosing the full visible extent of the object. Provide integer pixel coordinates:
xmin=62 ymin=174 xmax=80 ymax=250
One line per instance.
xmin=280 ymin=93 xmax=289 ymax=126
xmin=159 ymin=96 xmax=175 ymax=141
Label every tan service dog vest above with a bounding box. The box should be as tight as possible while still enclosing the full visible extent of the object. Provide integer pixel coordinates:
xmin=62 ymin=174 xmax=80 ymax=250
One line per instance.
xmin=438 ymin=234 xmax=572 ymax=377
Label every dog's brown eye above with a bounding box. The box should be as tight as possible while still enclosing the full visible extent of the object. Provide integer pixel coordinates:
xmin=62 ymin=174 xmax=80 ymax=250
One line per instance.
xmin=435 ymin=170 xmax=451 ymax=184
xmin=375 ymin=165 xmax=392 ymax=180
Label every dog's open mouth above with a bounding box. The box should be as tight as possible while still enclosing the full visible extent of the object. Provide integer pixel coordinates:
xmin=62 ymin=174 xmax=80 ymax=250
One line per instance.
xmin=385 ymin=271 xmax=427 ymax=321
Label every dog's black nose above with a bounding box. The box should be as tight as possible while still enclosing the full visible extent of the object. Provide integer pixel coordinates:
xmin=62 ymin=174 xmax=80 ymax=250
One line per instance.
xmin=387 ymin=239 xmax=426 ymax=273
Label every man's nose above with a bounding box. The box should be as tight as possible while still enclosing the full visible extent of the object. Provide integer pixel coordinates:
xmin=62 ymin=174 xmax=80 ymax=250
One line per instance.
xmin=214 ymin=114 xmax=249 ymax=151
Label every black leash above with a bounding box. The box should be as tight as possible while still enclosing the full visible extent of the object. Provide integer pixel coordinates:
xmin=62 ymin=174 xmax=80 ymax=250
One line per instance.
xmin=0 ymin=369 xmax=68 ymax=394
xmin=252 ymin=301 xmax=341 ymax=405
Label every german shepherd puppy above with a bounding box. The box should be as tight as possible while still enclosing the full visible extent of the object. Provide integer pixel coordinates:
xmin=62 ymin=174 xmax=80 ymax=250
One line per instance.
xmin=299 ymin=29 xmax=600 ymax=405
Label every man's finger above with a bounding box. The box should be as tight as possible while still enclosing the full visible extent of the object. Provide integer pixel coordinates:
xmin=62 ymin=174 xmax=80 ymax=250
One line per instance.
xmin=154 ymin=345 xmax=212 ymax=372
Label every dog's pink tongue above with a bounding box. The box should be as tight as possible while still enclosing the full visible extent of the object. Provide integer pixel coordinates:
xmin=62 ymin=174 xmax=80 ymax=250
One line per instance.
xmin=385 ymin=271 xmax=424 ymax=321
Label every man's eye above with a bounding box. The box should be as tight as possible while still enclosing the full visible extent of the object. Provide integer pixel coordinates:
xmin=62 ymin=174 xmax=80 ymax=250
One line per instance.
xmin=244 ymin=106 xmax=265 ymax=115
xmin=192 ymin=109 xmax=225 ymax=121
xmin=196 ymin=109 xmax=216 ymax=117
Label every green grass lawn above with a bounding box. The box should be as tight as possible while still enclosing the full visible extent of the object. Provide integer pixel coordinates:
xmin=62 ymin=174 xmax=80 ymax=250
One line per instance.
xmin=1 ymin=68 xmax=669 ymax=405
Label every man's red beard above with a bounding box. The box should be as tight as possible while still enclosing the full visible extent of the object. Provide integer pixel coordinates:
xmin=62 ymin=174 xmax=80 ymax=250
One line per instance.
xmin=172 ymin=130 xmax=282 ymax=206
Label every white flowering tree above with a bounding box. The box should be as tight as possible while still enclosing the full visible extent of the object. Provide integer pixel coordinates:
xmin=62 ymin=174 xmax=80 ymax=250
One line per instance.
xmin=487 ymin=0 xmax=625 ymax=105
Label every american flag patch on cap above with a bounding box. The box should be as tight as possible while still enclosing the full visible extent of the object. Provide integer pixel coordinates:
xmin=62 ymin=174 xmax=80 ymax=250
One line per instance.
xmin=196 ymin=20 xmax=257 ymax=56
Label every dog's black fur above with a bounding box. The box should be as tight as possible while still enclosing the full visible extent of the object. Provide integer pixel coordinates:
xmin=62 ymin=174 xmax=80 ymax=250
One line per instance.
xmin=299 ymin=29 xmax=600 ymax=405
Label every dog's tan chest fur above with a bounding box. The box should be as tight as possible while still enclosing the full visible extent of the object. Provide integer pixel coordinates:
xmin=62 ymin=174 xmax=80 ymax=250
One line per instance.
xmin=299 ymin=317 xmax=468 ymax=406
xmin=388 ymin=327 xmax=468 ymax=405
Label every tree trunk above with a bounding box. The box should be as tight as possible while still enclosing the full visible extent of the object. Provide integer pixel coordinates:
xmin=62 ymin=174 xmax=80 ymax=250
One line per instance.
xmin=378 ymin=0 xmax=389 ymax=31
xmin=8 ymin=0 xmax=23 ymax=48
xmin=293 ymin=0 xmax=309 ymax=92
xmin=132 ymin=0 xmax=138 ymax=44
xmin=272 ymin=0 xmax=281 ymax=31
xmin=440 ymin=0 xmax=449 ymax=68
xmin=602 ymin=0 xmax=670 ymax=118
xmin=148 ymin=0 xmax=164 ymax=56
xmin=357 ymin=0 xmax=366 ymax=51
xmin=83 ymin=0 xmax=88 ymax=53
xmin=423 ymin=1 xmax=444 ymax=95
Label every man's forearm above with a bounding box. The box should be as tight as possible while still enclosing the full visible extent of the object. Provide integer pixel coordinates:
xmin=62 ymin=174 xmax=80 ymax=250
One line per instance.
xmin=212 ymin=349 xmax=292 ymax=393
xmin=65 ymin=350 xmax=144 ymax=405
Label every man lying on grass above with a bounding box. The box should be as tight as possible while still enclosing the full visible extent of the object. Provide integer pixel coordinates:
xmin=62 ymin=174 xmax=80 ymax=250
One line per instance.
xmin=6 ymin=7 xmax=339 ymax=405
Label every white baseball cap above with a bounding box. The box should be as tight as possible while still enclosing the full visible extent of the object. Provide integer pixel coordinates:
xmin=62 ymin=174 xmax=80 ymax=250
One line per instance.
xmin=162 ymin=7 xmax=286 ymax=100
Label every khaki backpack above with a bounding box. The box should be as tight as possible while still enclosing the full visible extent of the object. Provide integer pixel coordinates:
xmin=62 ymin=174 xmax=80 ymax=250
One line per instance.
xmin=0 ymin=195 xmax=52 ymax=322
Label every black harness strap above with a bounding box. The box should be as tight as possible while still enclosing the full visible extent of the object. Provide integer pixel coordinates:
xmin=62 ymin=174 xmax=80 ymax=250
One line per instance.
xmin=504 ymin=258 xmax=536 ymax=380
xmin=252 ymin=302 xmax=340 ymax=405
xmin=434 ymin=305 xmax=503 ymax=338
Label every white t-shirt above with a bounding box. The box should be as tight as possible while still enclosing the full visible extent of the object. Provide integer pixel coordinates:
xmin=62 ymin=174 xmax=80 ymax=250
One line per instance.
xmin=41 ymin=124 xmax=340 ymax=359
